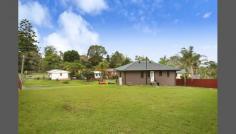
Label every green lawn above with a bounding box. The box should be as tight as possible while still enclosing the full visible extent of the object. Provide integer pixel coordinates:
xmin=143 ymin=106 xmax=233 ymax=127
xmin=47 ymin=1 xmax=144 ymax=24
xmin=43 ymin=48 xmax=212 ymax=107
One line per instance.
xmin=19 ymin=80 xmax=217 ymax=134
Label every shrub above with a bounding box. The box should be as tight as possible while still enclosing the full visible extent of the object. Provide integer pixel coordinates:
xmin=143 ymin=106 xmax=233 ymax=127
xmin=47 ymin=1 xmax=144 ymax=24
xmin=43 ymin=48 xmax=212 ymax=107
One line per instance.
xmin=62 ymin=81 xmax=69 ymax=84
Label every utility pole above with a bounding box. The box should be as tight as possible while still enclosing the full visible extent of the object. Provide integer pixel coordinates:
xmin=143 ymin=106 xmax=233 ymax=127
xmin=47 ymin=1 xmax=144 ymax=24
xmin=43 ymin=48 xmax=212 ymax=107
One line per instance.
xmin=21 ymin=54 xmax=25 ymax=81
xmin=145 ymin=57 xmax=148 ymax=85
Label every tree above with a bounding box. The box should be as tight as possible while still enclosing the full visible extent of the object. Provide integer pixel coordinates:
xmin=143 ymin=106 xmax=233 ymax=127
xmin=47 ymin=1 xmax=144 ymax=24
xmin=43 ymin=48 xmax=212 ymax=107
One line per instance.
xmin=63 ymin=61 xmax=83 ymax=77
xmin=179 ymin=46 xmax=203 ymax=78
xmin=198 ymin=61 xmax=217 ymax=79
xmin=42 ymin=46 xmax=62 ymax=70
xmin=168 ymin=55 xmax=182 ymax=67
xmin=123 ymin=57 xmax=132 ymax=65
xmin=159 ymin=56 xmax=169 ymax=65
xmin=18 ymin=19 xmax=41 ymax=72
xmin=87 ymin=45 xmax=107 ymax=66
xmin=106 ymin=55 xmax=110 ymax=62
xmin=135 ymin=55 xmax=149 ymax=61
xmin=110 ymin=51 xmax=126 ymax=68
xmin=96 ymin=60 xmax=110 ymax=79
xmin=63 ymin=50 xmax=80 ymax=62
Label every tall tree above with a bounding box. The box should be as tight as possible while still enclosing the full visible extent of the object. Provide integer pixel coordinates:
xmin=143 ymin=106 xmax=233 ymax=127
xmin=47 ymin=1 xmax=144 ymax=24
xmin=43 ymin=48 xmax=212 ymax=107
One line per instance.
xmin=42 ymin=46 xmax=62 ymax=70
xmin=87 ymin=45 xmax=107 ymax=66
xmin=179 ymin=46 xmax=203 ymax=78
xmin=106 ymin=55 xmax=110 ymax=62
xmin=110 ymin=51 xmax=126 ymax=68
xmin=63 ymin=50 xmax=80 ymax=62
xmin=18 ymin=19 xmax=41 ymax=72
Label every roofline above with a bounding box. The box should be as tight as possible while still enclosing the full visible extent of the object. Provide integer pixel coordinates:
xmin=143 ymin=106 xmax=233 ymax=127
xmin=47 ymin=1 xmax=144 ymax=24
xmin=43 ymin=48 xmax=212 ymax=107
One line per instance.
xmin=116 ymin=69 xmax=180 ymax=71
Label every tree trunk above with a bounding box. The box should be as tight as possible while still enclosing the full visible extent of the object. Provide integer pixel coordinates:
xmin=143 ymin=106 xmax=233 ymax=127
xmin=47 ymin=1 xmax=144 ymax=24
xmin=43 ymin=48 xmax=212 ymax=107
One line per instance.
xmin=183 ymin=74 xmax=187 ymax=86
xmin=190 ymin=66 xmax=194 ymax=79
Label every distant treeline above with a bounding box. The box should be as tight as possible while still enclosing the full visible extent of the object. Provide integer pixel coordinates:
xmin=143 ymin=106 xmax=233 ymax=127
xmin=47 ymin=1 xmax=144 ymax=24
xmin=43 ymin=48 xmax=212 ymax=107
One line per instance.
xmin=18 ymin=19 xmax=217 ymax=79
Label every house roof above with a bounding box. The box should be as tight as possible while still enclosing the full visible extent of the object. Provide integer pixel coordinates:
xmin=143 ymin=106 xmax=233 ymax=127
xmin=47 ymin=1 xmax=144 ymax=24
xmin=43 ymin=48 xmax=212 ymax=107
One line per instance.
xmin=47 ymin=69 xmax=70 ymax=73
xmin=93 ymin=71 xmax=101 ymax=73
xmin=115 ymin=61 xmax=180 ymax=71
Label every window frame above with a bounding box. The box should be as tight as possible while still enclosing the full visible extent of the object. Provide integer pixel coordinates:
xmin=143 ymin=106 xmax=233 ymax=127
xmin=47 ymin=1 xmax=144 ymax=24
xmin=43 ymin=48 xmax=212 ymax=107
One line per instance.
xmin=159 ymin=71 xmax=162 ymax=76
xmin=167 ymin=71 xmax=170 ymax=77
xmin=141 ymin=71 xmax=144 ymax=78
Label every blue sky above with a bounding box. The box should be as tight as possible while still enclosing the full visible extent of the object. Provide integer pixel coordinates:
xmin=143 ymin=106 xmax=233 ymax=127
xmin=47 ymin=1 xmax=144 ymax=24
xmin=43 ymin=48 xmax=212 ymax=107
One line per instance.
xmin=19 ymin=0 xmax=217 ymax=62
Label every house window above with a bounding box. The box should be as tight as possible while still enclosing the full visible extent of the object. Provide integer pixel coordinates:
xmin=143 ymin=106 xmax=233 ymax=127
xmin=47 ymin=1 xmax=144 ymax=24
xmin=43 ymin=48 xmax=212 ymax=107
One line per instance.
xmin=147 ymin=71 xmax=150 ymax=78
xmin=167 ymin=71 xmax=170 ymax=77
xmin=159 ymin=71 xmax=162 ymax=76
xmin=119 ymin=72 xmax=121 ymax=77
xmin=60 ymin=73 xmax=62 ymax=76
xmin=141 ymin=72 xmax=144 ymax=78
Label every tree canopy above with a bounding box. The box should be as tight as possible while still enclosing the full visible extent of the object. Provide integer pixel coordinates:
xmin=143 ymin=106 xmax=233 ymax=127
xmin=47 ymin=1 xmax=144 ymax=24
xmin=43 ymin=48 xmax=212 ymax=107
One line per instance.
xmin=87 ymin=45 xmax=107 ymax=66
xmin=18 ymin=19 xmax=41 ymax=72
xmin=63 ymin=50 xmax=80 ymax=62
xmin=43 ymin=46 xmax=62 ymax=71
xmin=135 ymin=56 xmax=149 ymax=61
xmin=110 ymin=51 xmax=126 ymax=68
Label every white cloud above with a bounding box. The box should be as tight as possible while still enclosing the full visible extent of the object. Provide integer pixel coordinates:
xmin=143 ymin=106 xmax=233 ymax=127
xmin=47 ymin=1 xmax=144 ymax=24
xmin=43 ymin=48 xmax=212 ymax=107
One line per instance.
xmin=43 ymin=11 xmax=99 ymax=54
xmin=202 ymin=12 xmax=212 ymax=19
xmin=18 ymin=1 xmax=51 ymax=27
xmin=33 ymin=28 xmax=40 ymax=43
xmin=63 ymin=0 xmax=108 ymax=14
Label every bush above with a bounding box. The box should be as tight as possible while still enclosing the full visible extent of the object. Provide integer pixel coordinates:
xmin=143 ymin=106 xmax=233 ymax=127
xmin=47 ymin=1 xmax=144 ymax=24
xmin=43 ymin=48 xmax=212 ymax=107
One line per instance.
xmin=35 ymin=77 xmax=40 ymax=80
xmin=62 ymin=81 xmax=69 ymax=84
xmin=81 ymin=70 xmax=94 ymax=80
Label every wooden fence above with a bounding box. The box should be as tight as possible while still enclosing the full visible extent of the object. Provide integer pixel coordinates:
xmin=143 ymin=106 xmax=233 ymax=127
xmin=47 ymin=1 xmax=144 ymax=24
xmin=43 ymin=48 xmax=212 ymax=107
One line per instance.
xmin=176 ymin=79 xmax=217 ymax=88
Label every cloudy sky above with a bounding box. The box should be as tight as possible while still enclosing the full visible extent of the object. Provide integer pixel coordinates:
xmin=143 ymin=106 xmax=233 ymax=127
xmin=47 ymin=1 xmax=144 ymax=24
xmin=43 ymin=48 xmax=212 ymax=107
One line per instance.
xmin=19 ymin=0 xmax=217 ymax=62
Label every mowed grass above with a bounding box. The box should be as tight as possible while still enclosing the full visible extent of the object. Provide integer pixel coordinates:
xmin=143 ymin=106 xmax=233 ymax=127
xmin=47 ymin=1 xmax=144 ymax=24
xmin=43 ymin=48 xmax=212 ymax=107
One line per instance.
xmin=19 ymin=80 xmax=217 ymax=134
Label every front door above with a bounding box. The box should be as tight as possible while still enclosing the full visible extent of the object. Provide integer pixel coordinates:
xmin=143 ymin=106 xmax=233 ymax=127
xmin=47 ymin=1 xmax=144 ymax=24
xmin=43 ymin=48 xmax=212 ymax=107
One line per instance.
xmin=150 ymin=71 xmax=155 ymax=83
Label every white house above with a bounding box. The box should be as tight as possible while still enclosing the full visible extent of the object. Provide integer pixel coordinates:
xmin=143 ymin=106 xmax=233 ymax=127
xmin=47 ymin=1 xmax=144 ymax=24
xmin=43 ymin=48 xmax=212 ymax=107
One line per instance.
xmin=47 ymin=69 xmax=70 ymax=80
xmin=93 ymin=71 xmax=102 ymax=79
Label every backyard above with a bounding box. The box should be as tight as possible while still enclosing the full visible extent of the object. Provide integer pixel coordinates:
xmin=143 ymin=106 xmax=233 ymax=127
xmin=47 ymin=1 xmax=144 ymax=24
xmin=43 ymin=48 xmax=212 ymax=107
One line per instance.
xmin=19 ymin=80 xmax=217 ymax=134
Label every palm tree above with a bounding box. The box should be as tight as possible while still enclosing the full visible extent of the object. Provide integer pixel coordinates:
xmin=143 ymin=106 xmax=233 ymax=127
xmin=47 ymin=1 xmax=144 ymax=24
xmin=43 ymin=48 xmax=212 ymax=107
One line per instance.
xmin=159 ymin=56 xmax=169 ymax=65
xmin=95 ymin=60 xmax=110 ymax=79
xmin=179 ymin=46 xmax=203 ymax=79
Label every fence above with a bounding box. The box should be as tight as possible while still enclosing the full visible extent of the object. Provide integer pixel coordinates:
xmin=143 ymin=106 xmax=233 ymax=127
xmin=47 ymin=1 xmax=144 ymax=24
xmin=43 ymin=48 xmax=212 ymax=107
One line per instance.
xmin=176 ymin=79 xmax=217 ymax=88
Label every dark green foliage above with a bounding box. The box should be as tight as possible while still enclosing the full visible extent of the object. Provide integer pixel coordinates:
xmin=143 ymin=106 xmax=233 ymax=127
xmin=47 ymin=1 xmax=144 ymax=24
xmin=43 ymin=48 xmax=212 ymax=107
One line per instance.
xmin=18 ymin=19 xmax=41 ymax=72
xmin=81 ymin=70 xmax=94 ymax=80
xmin=63 ymin=50 xmax=80 ymax=62
xmin=110 ymin=51 xmax=127 ymax=68
xmin=87 ymin=45 xmax=107 ymax=66
xmin=42 ymin=46 xmax=62 ymax=71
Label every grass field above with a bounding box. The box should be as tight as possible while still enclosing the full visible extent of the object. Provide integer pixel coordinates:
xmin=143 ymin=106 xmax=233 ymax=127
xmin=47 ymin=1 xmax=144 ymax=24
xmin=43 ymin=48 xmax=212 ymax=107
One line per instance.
xmin=19 ymin=80 xmax=217 ymax=134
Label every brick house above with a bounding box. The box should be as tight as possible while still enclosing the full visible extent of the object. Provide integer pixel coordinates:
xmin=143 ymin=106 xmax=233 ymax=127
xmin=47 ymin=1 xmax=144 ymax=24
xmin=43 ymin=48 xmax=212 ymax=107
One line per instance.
xmin=116 ymin=61 xmax=180 ymax=86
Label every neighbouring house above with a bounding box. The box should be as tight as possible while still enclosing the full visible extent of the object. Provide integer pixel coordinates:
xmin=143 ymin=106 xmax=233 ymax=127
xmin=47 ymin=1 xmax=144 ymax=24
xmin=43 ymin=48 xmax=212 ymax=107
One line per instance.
xmin=106 ymin=68 xmax=118 ymax=78
xmin=176 ymin=69 xmax=200 ymax=79
xmin=116 ymin=61 xmax=180 ymax=86
xmin=93 ymin=71 xmax=102 ymax=79
xmin=47 ymin=69 xmax=70 ymax=80
xmin=176 ymin=69 xmax=187 ymax=79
